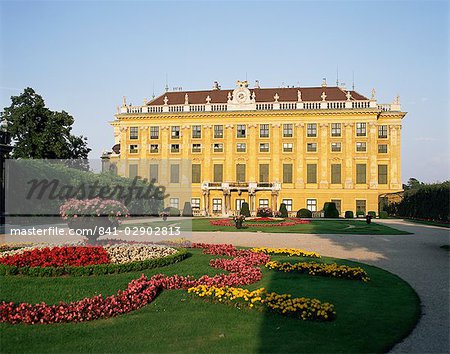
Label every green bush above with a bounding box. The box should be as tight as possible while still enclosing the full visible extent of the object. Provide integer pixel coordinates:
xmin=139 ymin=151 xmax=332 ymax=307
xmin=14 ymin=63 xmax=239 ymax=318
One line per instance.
xmin=297 ymin=208 xmax=312 ymax=218
xmin=240 ymin=202 xmax=250 ymax=217
xmin=182 ymin=202 xmax=193 ymax=217
xmin=356 ymin=211 xmax=365 ymax=218
xmin=323 ymin=202 xmax=339 ymax=218
xmin=345 ymin=211 xmax=354 ymax=219
xmin=368 ymin=211 xmax=377 ymax=218
xmin=279 ymin=203 xmax=288 ymax=218
xmin=379 ymin=211 xmax=388 ymax=219
xmin=163 ymin=207 xmax=181 ymax=217
xmin=0 ymin=249 xmax=188 ymax=277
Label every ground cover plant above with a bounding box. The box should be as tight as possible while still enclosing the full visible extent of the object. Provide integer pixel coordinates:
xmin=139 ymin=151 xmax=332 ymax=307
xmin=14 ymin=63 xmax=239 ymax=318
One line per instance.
xmin=0 ymin=243 xmax=419 ymax=353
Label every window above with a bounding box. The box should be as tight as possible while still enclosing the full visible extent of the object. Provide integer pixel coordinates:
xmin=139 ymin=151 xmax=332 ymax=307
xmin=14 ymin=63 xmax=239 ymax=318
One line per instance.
xmin=356 ymin=142 xmax=367 ymax=152
xmin=283 ymin=124 xmax=293 ymax=137
xmin=237 ymin=143 xmax=246 ymax=152
xmin=129 ymin=145 xmax=138 ymax=153
xmin=214 ymin=164 xmax=223 ymax=182
xmin=331 ymin=199 xmax=341 ymax=215
xmin=237 ymin=124 xmax=246 ymax=138
xmin=307 ymin=143 xmax=317 ymax=152
xmin=282 ymin=199 xmax=293 ymax=211
xmin=331 ymin=164 xmax=341 ymax=184
xmin=236 ymin=199 xmax=245 ymax=211
xmin=213 ymin=143 xmax=223 ymax=152
xmin=171 ymin=126 xmax=180 ymax=139
xmin=356 ymin=122 xmax=366 ymax=136
xmin=331 ymin=142 xmax=341 ymax=152
xmin=283 ymin=143 xmax=293 ymax=152
xmin=129 ymin=127 xmax=138 ymax=140
xmin=331 ymin=123 xmax=341 ymax=137
xmin=169 ymin=198 xmax=179 ymax=209
xmin=149 ymin=164 xmax=158 ymax=183
xmin=356 ymin=200 xmax=366 ymax=214
xmin=171 ymin=144 xmax=180 ymax=153
xmin=236 ymin=164 xmax=246 ymax=182
xmin=260 ymin=124 xmax=269 ymax=138
xmin=191 ymin=198 xmax=200 ymax=210
xmin=378 ymin=165 xmax=388 ymax=184
xmin=192 ymin=125 xmax=201 ymax=138
xmin=259 ymin=143 xmax=270 ymax=152
xmin=259 ymin=199 xmax=269 ymax=208
xmin=192 ymin=164 xmax=201 ymax=183
xmin=356 ymin=164 xmax=366 ymax=184
xmin=378 ymin=144 xmax=388 ymax=153
xmin=259 ymin=164 xmax=269 ymax=183
xmin=212 ymin=198 xmax=222 ymax=212
xmin=307 ymin=199 xmax=317 ymax=212
xmin=214 ymin=125 xmax=223 ymax=138
xmin=307 ymin=123 xmax=317 ymax=137
xmin=150 ymin=144 xmax=159 ymax=153
xmin=150 ymin=126 xmax=159 ymax=139
xmin=307 ymin=164 xmax=317 ymax=183
xmin=129 ymin=164 xmax=138 ymax=179
xmin=283 ymin=164 xmax=293 ymax=183
xmin=192 ymin=143 xmax=201 ymax=153
xmin=378 ymin=125 xmax=388 ymax=138
xmin=170 ymin=164 xmax=180 ymax=183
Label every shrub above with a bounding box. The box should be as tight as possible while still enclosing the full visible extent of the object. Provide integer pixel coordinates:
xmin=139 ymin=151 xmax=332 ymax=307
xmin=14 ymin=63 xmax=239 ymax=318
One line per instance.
xmin=279 ymin=203 xmax=288 ymax=218
xmin=323 ymin=202 xmax=339 ymax=218
xmin=297 ymin=208 xmax=312 ymax=218
xmin=368 ymin=211 xmax=377 ymax=218
xmin=240 ymin=202 xmax=250 ymax=217
xmin=257 ymin=207 xmax=273 ymax=217
xmin=182 ymin=202 xmax=193 ymax=217
xmin=379 ymin=211 xmax=388 ymax=219
xmin=356 ymin=211 xmax=365 ymax=218
xmin=163 ymin=207 xmax=181 ymax=217
xmin=345 ymin=211 xmax=354 ymax=219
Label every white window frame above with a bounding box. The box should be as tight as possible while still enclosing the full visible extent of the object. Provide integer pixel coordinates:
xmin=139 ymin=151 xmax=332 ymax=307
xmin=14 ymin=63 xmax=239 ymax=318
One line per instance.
xmin=282 ymin=199 xmax=293 ymax=212
xmin=307 ymin=199 xmax=317 ymax=212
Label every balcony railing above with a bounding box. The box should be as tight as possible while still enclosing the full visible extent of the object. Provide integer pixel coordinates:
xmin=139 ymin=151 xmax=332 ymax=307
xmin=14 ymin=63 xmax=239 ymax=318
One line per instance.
xmin=118 ymin=100 xmax=401 ymax=115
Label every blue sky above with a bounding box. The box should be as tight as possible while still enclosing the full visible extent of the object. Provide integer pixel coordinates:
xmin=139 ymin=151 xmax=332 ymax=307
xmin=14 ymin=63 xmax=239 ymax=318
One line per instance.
xmin=0 ymin=0 xmax=448 ymax=183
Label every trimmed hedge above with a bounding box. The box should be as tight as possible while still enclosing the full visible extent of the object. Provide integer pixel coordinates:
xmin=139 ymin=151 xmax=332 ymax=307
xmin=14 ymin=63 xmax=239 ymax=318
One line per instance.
xmin=345 ymin=211 xmax=354 ymax=219
xmin=356 ymin=211 xmax=365 ymax=217
xmin=297 ymin=208 xmax=312 ymax=218
xmin=240 ymin=202 xmax=250 ymax=217
xmin=163 ymin=207 xmax=181 ymax=217
xmin=368 ymin=211 xmax=377 ymax=218
xmin=182 ymin=202 xmax=193 ymax=217
xmin=279 ymin=203 xmax=288 ymax=218
xmin=323 ymin=202 xmax=339 ymax=218
xmin=379 ymin=211 xmax=388 ymax=219
xmin=0 ymin=249 xmax=188 ymax=277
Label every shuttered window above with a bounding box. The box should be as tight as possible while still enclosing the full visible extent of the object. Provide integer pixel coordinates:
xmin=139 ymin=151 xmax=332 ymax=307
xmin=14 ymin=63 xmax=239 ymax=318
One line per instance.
xmin=283 ymin=164 xmax=293 ymax=183
xmin=378 ymin=165 xmax=388 ymax=184
xmin=236 ymin=164 xmax=246 ymax=182
xmin=356 ymin=164 xmax=366 ymax=184
xmin=192 ymin=164 xmax=201 ymax=183
xmin=331 ymin=164 xmax=341 ymax=184
xmin=259 ymin=164 xmax=269 ymax=183
xmin=214 ymin=164 xmax=223 ymax=182
xmin=170 ymin=164 xmax=180 ymax=183
xmin=149 ymin=164 xmax=158 ymax=183
xmin=307 ymin=164 xmax=317 ymax=184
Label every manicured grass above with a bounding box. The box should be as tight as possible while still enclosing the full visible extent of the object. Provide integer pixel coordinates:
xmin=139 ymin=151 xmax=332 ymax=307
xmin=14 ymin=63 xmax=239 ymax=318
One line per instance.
xmin=128 ymin=218 xmax=411 ymax=234
xmin=0 ymin=249 xmax=420 ymax=353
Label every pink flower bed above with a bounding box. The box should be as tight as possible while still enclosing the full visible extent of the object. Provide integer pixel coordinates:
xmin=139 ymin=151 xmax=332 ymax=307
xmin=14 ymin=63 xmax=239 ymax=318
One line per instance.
xmin=209 ymin=218 xmax=310 ymax=227
xmin=0 ymin=243 xmax=269 ymax=325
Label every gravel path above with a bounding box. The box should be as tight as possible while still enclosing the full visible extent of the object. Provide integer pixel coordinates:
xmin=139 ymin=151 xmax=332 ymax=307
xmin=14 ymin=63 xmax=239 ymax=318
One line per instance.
xmin=1 ymin=219 xmax=449 ymax=353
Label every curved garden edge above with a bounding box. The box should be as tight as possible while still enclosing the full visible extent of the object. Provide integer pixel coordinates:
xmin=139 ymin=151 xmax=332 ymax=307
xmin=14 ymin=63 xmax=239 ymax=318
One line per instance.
xmin=0 ymin=249 xmax=189 ymax=277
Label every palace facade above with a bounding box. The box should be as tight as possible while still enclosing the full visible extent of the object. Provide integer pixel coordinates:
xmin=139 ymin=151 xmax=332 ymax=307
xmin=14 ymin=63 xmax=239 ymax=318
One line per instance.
xmin=103 ymin=80 xmax=406 ymax=217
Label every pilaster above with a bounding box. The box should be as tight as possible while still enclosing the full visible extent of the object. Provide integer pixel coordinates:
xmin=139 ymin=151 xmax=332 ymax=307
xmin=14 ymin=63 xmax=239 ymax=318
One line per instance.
xmin=344 ymin=123 xmax=354 ymax=189
xmin=295 ymin=123 xmax=305 ymax=187
xmin=319 ymin=123 xmax=329 ymax=188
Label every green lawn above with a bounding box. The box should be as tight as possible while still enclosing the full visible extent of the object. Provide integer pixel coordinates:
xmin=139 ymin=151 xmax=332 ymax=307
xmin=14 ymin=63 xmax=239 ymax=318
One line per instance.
xmin=127 ymin=218 xmax=411 ymax=235
xmin=401 ymin=218 xmax=450 ymax=228
xmin=0 ymin=249 xmax=420 ymax=353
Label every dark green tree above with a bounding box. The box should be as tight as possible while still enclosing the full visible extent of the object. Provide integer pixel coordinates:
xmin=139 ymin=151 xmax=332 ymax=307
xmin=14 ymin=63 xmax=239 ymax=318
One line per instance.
xmin=240 ymin=202 xmax=250 ymax=217
xmin=1 ymin=87 xmax=91 ymax=160
xmin=182 ymin=201 xmax=193 ymax=217
xmin=279 ymin=203 xmax=288 ymax=218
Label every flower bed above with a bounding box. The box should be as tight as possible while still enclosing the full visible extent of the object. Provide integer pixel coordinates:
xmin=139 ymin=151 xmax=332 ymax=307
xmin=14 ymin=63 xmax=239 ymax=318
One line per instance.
xmin=188 ymin=285 xmax=335 ymax=321
xmin=209 ymin=217 xmax=310 ymax=227
xmin=0 ymin=244 xmax=184 ymax=277
xmin=251 ymin=247 xmax=321 ymax=258
xmin=265 ymin=260 xmax=370 ymax=281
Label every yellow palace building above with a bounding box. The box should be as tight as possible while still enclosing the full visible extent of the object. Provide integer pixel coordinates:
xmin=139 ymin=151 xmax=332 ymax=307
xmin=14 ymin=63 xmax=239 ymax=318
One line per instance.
xmin=103 ymin=79 xmax=406 ymax=217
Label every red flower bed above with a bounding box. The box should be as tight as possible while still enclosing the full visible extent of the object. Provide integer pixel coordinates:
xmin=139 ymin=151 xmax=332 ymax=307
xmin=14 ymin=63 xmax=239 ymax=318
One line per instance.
xmin=0 ymin=247 xmax=110 ymax=268
xmin=209 ymin=218 xmax=310 ymax=227
xmin=0 ymin=243 xmax=269 ymax=324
